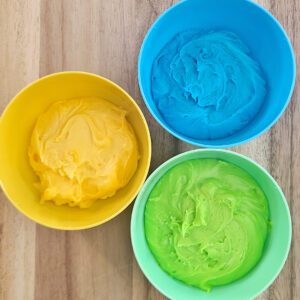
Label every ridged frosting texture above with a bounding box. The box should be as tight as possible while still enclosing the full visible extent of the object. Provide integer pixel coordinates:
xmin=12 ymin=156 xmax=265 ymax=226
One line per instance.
xmin=28 ymin=97 xmax=139 ymax=208
xmin=151 ymin=31 xmax=267 ymax=139
xmin=145 ymin=159 xmax=269 ymax=292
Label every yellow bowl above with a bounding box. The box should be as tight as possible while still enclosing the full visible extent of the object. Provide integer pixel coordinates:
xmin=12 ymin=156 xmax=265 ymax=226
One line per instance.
xmin=0 ymin=72 xmax=151 ymax=230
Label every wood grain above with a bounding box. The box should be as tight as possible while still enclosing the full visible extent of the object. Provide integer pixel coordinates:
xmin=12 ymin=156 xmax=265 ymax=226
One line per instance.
xmin=0 ymin=0 xmax=299 ymax=299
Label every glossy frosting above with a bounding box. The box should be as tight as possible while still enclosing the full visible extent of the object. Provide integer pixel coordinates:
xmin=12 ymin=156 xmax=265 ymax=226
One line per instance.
xmin=151 ymin=31 xmax=267 ymax=139
xmin=29 ymin=98 xmax=139 ymax=208
xmin=145 ymin=159 xmax=269 ymax=291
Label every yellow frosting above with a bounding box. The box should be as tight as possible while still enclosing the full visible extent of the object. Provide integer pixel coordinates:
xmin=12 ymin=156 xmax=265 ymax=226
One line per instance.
xmin=28 ymin=97 xmax=139 ymax=208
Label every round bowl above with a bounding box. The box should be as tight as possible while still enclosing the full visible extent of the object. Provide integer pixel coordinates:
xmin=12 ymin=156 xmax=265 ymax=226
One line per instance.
xmin=0 ymin=71 xmax=151 ymax=230
xmin=131 ymin=149 xmax=292 ymax=299
xmin=138 ymin=0 xmax=296 ymax=148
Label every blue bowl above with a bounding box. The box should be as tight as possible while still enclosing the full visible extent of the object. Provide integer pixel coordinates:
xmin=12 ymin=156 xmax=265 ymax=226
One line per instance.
xmin=138 ymin=0 xmax=296 ymax=148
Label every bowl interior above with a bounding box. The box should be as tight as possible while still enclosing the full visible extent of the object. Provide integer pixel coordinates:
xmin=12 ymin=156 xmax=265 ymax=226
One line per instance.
xmin=139 ymin=0 xmax=295 ymax=147
xmin=131 ymin=150 xmax=291 ymax=300
xmin=0 ymin=72 xmax=151 ymax=229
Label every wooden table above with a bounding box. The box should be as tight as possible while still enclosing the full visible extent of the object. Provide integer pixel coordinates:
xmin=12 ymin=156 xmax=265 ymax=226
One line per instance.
xmin=0 ymin=0 xmax=299 ymax=299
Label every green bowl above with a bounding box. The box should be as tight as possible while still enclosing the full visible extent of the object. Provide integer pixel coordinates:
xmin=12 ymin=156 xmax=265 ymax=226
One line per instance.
xmin=131 ymin=149 xmax=292 ymax=300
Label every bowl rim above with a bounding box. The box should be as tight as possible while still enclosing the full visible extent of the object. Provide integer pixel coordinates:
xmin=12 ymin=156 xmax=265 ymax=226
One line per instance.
xmin=131 ymin=148 xmax=292 ymax=299
xmin=138 ymin=0 xmax=296 ymax=148
xmin=0 ymin=71 xmax=152 ymax=230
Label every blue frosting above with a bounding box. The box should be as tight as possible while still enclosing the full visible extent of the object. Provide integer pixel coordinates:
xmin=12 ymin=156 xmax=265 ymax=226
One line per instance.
xmin=151 ymin=31 xmax=267 ymax=140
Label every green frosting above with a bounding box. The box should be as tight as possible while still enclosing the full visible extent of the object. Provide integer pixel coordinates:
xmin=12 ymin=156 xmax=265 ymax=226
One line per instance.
xmin=144 ymin=159 xmax=269 ymax=292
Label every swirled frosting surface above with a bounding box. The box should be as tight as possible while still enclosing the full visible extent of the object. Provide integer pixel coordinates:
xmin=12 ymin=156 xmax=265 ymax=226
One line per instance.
xmin=28 ymin=98 xmax=139 ymax=208
xmin=144 ymin=159 xmax=269 ymax=291
xmin=151 ymin=31 xmax=267 ymax=139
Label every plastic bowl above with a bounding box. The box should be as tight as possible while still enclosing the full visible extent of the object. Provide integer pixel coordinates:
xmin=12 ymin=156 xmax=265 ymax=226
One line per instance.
xmin=0 ymin=71 xmax=151 ymax=230
xmin=131 ymin=149 xmax=292 ymax=299
xmin=138 ymin=0 xmax=296 ymax=148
